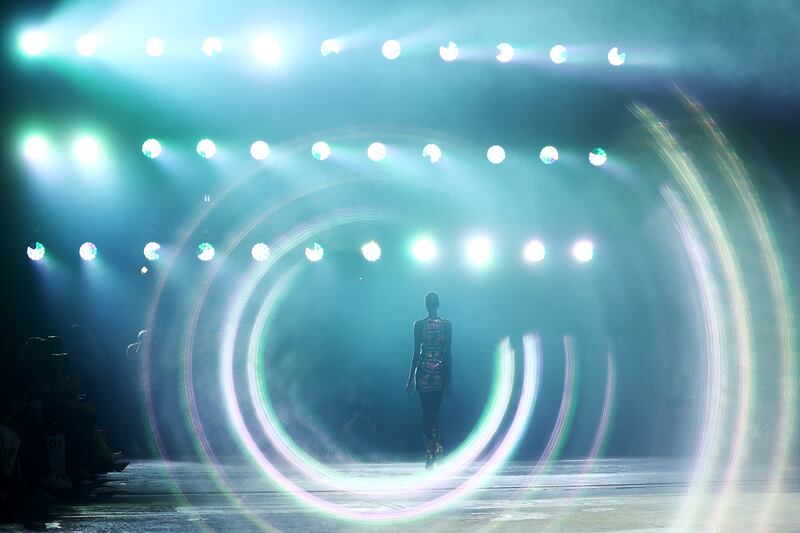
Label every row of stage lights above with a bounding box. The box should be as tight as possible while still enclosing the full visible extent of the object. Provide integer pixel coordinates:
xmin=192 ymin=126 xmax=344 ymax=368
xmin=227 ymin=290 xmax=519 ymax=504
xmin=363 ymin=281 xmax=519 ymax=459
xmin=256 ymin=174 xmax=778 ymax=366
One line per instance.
xmin=22 ymin=136 xmax=610 ymax=167
xmin=26 ymin=238 xmax=596 ymax=269
xmin=18 ymin=31 xmax=628 ymax=66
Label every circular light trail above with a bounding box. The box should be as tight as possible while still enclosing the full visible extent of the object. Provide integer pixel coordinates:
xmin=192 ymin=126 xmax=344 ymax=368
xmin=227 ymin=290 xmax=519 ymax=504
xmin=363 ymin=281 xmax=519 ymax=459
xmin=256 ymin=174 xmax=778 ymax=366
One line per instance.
xmin=23 ymin=136 xmax=48 ymax=161
xmin=250 ymin=141 xmax=270 ymax=160
xmin=539 ymin=145 xmax=559 ymax=165
xmin=202 ymin=37 xmax=223 ymax=57
xmin=145 ymin=37 xmax=165 ymax=57
xmin=367 ymin=142 xmax=386 ymax=161
xmin=20 ymin=30 xmax=48 ymax=56
xmin=382 ymin=40 xmax=401 ymax=60
xmin=496 ymin=43 xmax=514 ymax=62
xmin=439 ymin=41 xmax=459 ymax=61
xmin=252 ymin=35 xmax=281 ymax=64
xmin=74 ymin=136 xmax=99 ymax=163
xmin=142 ymin=139 xmax=162 ymax=159
xmin=197 ymin=242 xmax=215 ymax=261
xmin=27 ymin=242 xmax=46 ymax=261
xmin=311 ymin=141 xmax=330 ymax=160
xmin=523 ymin=240 xmax=546 ymax=263
xmin=608 ymin=46 xmax=626 ymax=66
xmin=196 ymin=139 xmax=216 ymax=159
xmin=305 ymin=242 xmax=324 ymax=262
xmin=422 ymin=143 xmax=442 ymax=163
xmin=572 ymin=239 xmax=594 ymax=263
xmin=465 ymin=235 xmax=493 ymax=267
xmin=487 ymin=145 xmax=506 ymax=164
xmin=144 ymin=242 xmax=161 ymax=261
xmin=361 ymin=241 xmax=381 ymax=262
xmin=75 ymin=34 xmax=97 ymax=56
xmin=251 ymin=243 xmax=270 ymax=262
xmin=589 ymin=147 xmax=608 ymax=166
xmin=549 ymin=44 xmax=568 ymax=64
xmin=79 ymin=242 xmax=97 ymax=261
xmin=320 ymin=39 xmax=341 ymax=56
xmin=412 ymin=237 xmax=438 ymax=262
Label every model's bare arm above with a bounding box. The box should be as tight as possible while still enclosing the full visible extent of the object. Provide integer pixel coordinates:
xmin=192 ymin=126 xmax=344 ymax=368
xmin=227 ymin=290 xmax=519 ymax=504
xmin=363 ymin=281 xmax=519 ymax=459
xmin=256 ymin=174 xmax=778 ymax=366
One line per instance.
xmin=406 ymin=321 xmax=422 ymax=393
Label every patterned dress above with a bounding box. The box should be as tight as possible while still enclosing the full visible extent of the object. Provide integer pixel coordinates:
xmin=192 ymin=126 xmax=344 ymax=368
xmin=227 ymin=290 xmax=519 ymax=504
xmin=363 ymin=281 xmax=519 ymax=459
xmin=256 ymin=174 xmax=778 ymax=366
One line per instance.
xmin=415 ymin=317 xmax=447 ymax=392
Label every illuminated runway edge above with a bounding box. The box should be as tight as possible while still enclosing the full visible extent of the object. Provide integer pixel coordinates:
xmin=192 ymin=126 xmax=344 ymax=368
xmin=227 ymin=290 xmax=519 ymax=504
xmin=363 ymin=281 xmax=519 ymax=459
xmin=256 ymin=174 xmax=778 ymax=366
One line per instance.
xmin=21 ymin=459 xmax=800 ymax=533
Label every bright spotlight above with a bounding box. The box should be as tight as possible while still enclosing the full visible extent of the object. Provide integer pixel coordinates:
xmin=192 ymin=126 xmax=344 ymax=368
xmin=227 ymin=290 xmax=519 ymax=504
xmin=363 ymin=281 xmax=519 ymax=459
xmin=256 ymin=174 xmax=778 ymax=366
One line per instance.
xmin=252 ymin=35 xmax=281 ymax=64
xmin=75 ymin=34 xmax=97 ymax=57
xmin=539 ymin=145 xmax=559 ymax=165
xmin=202 ymin=36 xmax=223 ymax=57
xmin=589 ymin=147 xmax=607 ymax=166
xmin=382 ymin=40 xmax=401 ymax=60
xmin=251 ymin=243 xmax=270 ymax=262
xmin=73 ymin=136 xmax=99 ymax=163
xmin=145 ymin=37 xmax=165 ymax=57
xmin=143 ymin=242 xmax=161 ymax=261
xmin=23 ymin=136 xmax=48 ymax=161
xmin=79 ymin=242 xmax=98 ymax=261
xmin=140 ymin=266 xmax=149 ymax=275
xmin=305 ymin=242 xmax=324 ymax=262
xmin=367 ymin=142 xmax=386 ymax=161
xmin=608 ymin=47 xmax=626 ymax=66
xmin=320 ymin=39 xmax=341 ymax=56
xmin=523 ymin=240 xmax=546 ymax=263
xmin=465 ymin=236 xmax=492 ymax=267
xmin=361 ymin=241 xmax=382 ymax=262
xmin=196 ymin=139 xmax=216 ymax=159
xmin=311 ymin=141 xmax=330 ymax=160
xmin=250 ymin=140 xmax=270 ymax=160
xmin=412 ymin=237 xmax=438 ymax=263
xmin=142 ymin=139 xmax=162 ymax=159
xmin=496 ymin=43 xmax=514 ymax=62
xmin=20 ymin=31 xmax=48 ymax=56
xmin=439 ymin=41 xmax=459 ymax=61
xmin=422 ymin=144 xmax=442 ymax=163
xmin=487 ymin=145 xmax=506 ymax=164
xmin=197 ymin=242 xmax=215 ymax=262
xmin=572 ymin=240 xmax=594 ymax=263
xmin=27 ymin=242 xmax=46 ymax=261
xmin=549 ymin=44 xmax=568 ymax=64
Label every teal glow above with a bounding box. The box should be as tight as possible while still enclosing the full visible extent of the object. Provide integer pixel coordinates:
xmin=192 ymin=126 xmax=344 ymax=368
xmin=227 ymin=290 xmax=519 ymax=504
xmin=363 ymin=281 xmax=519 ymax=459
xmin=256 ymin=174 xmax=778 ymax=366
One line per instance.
xmin=146 ymin=37 xmax=165 ymax=57
xmin=73 ymin=136 xmax=99 ymax=163
xmin=19 ymin=30 xmax=48 ymax=56
xmin=23 ymin=136 xmax=48 ymax=161
xmin=75 ymin=34 xmax=97 ymax=57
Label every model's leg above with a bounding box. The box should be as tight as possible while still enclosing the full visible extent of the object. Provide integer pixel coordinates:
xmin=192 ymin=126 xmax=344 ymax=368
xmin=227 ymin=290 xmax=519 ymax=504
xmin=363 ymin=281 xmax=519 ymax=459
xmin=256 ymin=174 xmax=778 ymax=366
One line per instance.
xmin=429 ymin=390 xmax=444 ymax=462
xmin=418 ymin=392 xmax=436 ymax=468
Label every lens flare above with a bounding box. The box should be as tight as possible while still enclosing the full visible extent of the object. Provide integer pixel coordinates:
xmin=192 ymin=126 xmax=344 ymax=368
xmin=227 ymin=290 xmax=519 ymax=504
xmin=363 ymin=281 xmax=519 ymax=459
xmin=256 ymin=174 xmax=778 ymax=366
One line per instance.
xmin=465 ymin=236 xmax=492 ymax=267
xmin=439 ymin=41 xmax=459 ymax=61
xmin=608 ymin=46 xmax=626 ymax=66
xmin=487 ymin=145 xmax=506 ymax=164
xmin=549 ymin=44 xmax=568 ymax=64
xmin=311 ymin=141 xmax=330 ymax=160
xmin=320 ymin=39 xmax=341 ymax=56
xmin=572 ymin=239 xmax=594 ymax=262
xmin=305 ymin=242 xmax=324 ymax=262
xmin=496 ymin=43 xmax=514 ymax=62
xmin=251 ymin=243 xmax=270 ymax=262
xmin=142 ymin=139 xmax=162 ymax=159
xmin=202 ymin=37 xmax=223 ymax=57
xmin=589 ymin=147 xmax=607 ymax=166
xmin=75 ymin=34 xmax=97 ymax=56
xmin=367 ymin=142 xmax=386 ymax=161
xmin=79 ymin=242 xmax=97 ymax=261
xmin=145 ymin=37 xmax=165 ymax=57
xmin=23 ymin=136 xmax=48 ymax=161
xmin=382 ymin=40 xmax=401 ymax=60
xmin=74 ymin=136 xmax=99 ymax=163
xmin=197 ymin=242 xmax=215 ymax=261
xmin=140 ymin=266 xmax=148 ymax=275
xmin=540 ymin=145 xmax=559 ymax=165
xmin=27 ymin=242 xmax=46 ymax=261
xmin=196 ymin=139 xmax=216 ymax=159
xmin=20 ymin=31 xmax=48 ymax=56
xmin=422 ymin=143 xmax=442 ymax=163
xmin=412 ymin=237 xmax=438 ymax=262
xmin=250 ymin=141 xmax=270 ymax=160
xmin=252 ymin=35 xmax=281 ymax=64
xmin=523 ymin=240 xmax=546 ymax=263
xmin=361 ymin=241 xmax=381 ymax=262
xmin=143 ymin=242 xmax=161 ymax=261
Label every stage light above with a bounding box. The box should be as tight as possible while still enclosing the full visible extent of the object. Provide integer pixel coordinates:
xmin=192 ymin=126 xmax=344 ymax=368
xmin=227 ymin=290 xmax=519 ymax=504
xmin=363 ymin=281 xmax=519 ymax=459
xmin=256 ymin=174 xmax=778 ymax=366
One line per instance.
xmin=367 ymin=142 xmax=386 ymax=161
xmin=320 ymin=39 xmax=341 ymax=56
xmin=439 ymin=41 xmax=459 ymax=61
xmin=311 ymin=141 xmax=330 ymax=160
xmin=196 ymin=139 xmax=216 ymax=159
xmin=589 ymin=147 xmax=607 ymax=166
xmin=79 ymin=242 xmax=97 ymax=261
xmin=19 ymin=31 xmax=48 ymax=56
xmin=549 ymin=44 xmax=568 ymax=64
xmin=251 ymin=243 xmax=270 ymax=262
xmin=487 ymin=145 xmax=505 ymax=164
xmin=382 ymin=40 xmax=401 ymax=60
xmin=422 ymin=144 xmax=441 ymax=163
xmin=539 ymin=145 xmax=559 ymax=165
xmin=27 ymin=242 xmax=46 ymax=261
xmin=361 ymin=241 xmax=381 ymax=262
xmin=523 ymin=240 xmax=546 ymax=263
xmin=572 ymin=240 xmax=594 ymax=263
xmin=146 ymin=37 xmax=165 ymax=57
xmin=250 ymin=141 xmax=270 ymax=160
xmin=140 ymin=266 xmax=148 ymax=275
xmin=496 ymin=43 xmax=514 ymax=62
xmin=608 ymin=47 xmax=626 ymax=66
xmin=412 ymin=237 xmax=438 ymax=263
xmin=305 ymin=242 xmax=324 ymax=262
xmin=202 ymin=37 xmax=223 ymax=57
xmin=142 ymin=139 xmax=162 ymax=159
xmin=73 ymin=136 xmax=99 ymax=163
xmin=252 ymin=35 xmax=281 ymax=64
xmin=75 ymin=34 xmax=97 ymax=57
xmin=197 ymin=242 xmax=215 ymax=261
xmin=465 ymin=236 xmax=492 ymax=267
xmin=143 ymin=242 xmax=161 ymax=261
xmin=23 ymin=136 xmax=48 ymax=161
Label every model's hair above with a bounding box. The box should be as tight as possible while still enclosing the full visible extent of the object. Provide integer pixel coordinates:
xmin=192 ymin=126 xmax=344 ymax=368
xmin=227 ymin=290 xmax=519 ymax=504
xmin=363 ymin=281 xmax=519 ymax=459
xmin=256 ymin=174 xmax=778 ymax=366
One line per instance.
xmin=425 ymin=291 xmax=440 ymax=311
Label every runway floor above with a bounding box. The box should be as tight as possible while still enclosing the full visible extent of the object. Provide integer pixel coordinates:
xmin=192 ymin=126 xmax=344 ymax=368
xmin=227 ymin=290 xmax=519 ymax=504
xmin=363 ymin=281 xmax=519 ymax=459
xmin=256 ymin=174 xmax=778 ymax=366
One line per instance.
xmin=4 ymin=458 xmax=800 ymax=532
